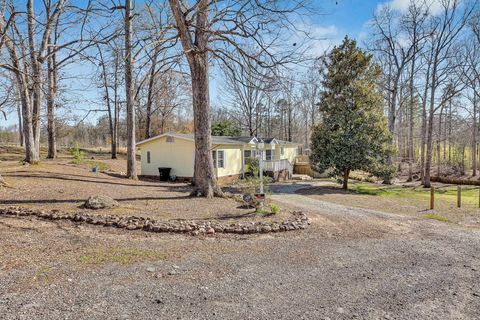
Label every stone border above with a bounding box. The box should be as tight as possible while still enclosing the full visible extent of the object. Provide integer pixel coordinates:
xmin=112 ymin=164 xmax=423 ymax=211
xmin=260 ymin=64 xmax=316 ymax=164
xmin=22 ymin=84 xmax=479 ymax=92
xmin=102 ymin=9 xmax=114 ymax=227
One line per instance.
xmin=0 ymin=206 xmax=310 ymax=235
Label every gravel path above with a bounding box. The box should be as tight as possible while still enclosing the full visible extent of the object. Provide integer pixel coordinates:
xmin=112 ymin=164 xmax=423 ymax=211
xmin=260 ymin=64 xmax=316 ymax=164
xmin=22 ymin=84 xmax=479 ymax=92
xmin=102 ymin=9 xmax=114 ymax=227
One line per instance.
xmin=1 ymin=182 xmax=480 ymax=319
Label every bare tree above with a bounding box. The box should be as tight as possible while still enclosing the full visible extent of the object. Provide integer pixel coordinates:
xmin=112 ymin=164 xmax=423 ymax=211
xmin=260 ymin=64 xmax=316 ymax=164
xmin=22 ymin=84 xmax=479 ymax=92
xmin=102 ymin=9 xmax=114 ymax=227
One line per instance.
xmin=423 ymin=0 xmax=474 ymax=187
xmin=96 ymin=40 xmax=123 ymax=159
xmin=300 ymin=65 xmax=322 ymax=146
xmin=402 ymin=2 xmax=429 ymax=181
xmin=168 ymin=0 xmax=309 ymax=197
xmin=124 ymin=0 xmax=137 ymax=179
xmin=0 ymin=0 xmax=66 ymax=162
xmin=221 ymin=55 xmax=275 ymax=136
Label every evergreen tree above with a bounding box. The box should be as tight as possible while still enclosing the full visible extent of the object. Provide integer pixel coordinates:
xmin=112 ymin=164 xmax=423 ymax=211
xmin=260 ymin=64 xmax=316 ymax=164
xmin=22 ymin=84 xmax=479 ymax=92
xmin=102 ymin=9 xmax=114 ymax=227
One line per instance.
xmin=211 ymin=120 xmax=242 ymax=136
xmin=310 ymin=37 xmax=395 ymax=189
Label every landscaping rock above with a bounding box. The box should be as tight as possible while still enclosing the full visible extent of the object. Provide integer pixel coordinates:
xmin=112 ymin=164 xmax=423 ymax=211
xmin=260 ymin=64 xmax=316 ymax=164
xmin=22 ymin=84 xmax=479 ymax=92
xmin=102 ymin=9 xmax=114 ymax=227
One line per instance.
xmin=0 ymin=206 xmax=310 ymax=236
xmin=83 ymin=195 xmax=119 ymax=210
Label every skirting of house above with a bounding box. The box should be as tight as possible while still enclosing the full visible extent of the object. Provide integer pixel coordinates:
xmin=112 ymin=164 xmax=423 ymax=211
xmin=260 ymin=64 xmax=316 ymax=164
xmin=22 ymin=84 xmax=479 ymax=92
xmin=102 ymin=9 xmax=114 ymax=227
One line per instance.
xmin=138 ymin=174 xmax=241 ymax=185
xmin=217 ymin=174 xmax=242 ymax=185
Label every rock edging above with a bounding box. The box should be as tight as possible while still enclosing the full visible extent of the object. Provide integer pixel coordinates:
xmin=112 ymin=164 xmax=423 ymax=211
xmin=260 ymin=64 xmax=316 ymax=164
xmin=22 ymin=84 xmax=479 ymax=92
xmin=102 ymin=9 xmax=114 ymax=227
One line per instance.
xmin=0 ymin=206 xmax=310 ymax=236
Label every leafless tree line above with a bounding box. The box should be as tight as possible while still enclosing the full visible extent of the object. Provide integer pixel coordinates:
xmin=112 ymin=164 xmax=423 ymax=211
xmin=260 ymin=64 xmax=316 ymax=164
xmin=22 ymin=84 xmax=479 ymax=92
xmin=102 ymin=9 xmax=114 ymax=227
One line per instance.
xmin=0 ymin=0 xmax=312 ymax=197
xmin=369 ymin=0 xmax=479 ymax=187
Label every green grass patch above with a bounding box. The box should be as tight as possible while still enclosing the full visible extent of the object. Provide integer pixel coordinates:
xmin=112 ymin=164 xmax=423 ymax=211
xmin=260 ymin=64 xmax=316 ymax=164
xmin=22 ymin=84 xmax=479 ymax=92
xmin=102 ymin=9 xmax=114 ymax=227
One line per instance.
xmin=34 ymin=266 xmax=55 ymax=283
xmin=349 ymin=182 xmax=480 ymax=206
xmin=423 ymin=214 xmax=451 ymax=223
xmin=70 ymin=159 xmax=110 ymax=171
xmin=83 ymin=160 xmax=110 ymax=171
xmin=77 ymin=246 xmax=165 ymax=266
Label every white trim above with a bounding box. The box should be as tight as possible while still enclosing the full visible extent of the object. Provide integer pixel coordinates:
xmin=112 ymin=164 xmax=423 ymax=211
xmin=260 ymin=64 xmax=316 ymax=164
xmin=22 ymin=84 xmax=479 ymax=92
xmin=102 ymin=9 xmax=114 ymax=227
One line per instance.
xmin=136 ymin=133 xmax=193 ymax=146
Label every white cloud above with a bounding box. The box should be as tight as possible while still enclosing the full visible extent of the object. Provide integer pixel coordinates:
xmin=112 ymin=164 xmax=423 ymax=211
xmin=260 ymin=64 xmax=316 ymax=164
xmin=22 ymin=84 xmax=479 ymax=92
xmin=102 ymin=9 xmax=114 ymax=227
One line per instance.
xmin=376 ymin=0 xmax=447 ymax=15
xmin=297 ymin=23 xmax=341 ymax=57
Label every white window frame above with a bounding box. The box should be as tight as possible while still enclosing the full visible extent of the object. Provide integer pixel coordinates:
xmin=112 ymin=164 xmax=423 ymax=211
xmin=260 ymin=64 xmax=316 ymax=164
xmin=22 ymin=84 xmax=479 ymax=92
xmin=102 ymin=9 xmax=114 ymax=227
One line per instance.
xmin=280 ymin=147 xmax=285 ymax=156
xmin=212 ymin=150 xmax=225 ymax=168
xmin=265 ymin=149 xmax=273 ymax=161
xmin=243 ymin=150 xmax=257 ymax=165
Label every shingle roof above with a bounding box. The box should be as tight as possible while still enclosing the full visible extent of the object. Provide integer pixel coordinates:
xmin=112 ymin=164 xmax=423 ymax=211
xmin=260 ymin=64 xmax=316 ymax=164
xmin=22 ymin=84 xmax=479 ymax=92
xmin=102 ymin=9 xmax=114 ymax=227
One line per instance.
xmin=136 ymin=132 xmax=299 ymax=146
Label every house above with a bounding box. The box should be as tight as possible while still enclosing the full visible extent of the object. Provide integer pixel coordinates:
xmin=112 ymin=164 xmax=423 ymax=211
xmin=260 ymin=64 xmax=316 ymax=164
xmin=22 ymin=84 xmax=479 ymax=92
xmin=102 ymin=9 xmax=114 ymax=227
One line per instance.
xmin=136 ymin=132 xmax=299 ymax=184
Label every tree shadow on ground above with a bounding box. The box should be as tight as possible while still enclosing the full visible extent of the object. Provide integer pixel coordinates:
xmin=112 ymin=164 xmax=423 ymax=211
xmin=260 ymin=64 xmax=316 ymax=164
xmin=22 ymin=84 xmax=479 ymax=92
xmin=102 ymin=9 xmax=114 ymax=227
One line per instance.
xmin=5 ymin=170 xmax=194 ymax=191
xmin=2 ymin=172 xmax=193 ymax=190
xmin=0 ymin=195 xmax=192 ymax=206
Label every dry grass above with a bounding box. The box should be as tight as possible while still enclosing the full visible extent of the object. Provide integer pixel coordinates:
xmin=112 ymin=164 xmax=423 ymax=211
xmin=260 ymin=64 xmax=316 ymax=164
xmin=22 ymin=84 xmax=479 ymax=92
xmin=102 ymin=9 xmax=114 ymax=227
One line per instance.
xmin=0 ymin=146 xmax=290 ymax=223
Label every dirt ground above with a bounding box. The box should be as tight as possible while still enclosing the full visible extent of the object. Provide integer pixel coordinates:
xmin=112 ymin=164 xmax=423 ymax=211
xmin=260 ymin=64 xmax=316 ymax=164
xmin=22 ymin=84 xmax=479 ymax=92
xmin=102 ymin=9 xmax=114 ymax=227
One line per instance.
xmin=1 ymin=150 xmax=480 ymax=319
xmin=0 ymin=154 xmax=278 ymax=222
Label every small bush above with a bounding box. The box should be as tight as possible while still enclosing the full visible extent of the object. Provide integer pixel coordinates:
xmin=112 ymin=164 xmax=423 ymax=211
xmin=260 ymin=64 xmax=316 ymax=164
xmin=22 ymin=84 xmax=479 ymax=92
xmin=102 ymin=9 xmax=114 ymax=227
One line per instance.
xmin=270 ymin=203 xmax=280 ymax=214
xmin=246 ymin=157 xmax=259 ymax=177
xmin=70 ymin=142 xmax=84 ymax=164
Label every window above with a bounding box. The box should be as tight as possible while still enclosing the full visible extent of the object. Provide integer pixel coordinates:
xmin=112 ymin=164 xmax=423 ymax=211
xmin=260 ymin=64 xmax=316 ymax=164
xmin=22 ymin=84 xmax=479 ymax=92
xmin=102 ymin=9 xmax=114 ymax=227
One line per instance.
xmin=243 ymin=150 xmax=257 ymax=165
xmin=147 ymin=151 xmax=151 ymax=164
xmin=166 ymin=136 xmax=174 ymax=143
xmin=280 ymin=147 xmax=284 ymax=156
xmin=212 ymin=151 xmax=216 ymax=167
xmin=265 ymin=150 xmax=273 ymax=161
xmin=212 ymin=150 xmax=225 ymax=168
xmin=217 ymin=150 xmax=225 ymax=168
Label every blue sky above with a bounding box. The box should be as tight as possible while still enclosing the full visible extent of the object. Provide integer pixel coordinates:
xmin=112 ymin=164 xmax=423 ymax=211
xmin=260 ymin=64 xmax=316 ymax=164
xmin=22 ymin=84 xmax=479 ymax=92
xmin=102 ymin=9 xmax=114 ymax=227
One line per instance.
xmin=0 ymin=0 xmax=394 ymax=129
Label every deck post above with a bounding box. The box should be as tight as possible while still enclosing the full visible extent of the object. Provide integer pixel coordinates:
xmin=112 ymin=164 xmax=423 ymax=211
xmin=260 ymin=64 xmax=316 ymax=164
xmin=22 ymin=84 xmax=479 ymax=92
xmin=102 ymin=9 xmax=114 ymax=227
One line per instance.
xmin=457 ymin=186 xmax=461 ymax=208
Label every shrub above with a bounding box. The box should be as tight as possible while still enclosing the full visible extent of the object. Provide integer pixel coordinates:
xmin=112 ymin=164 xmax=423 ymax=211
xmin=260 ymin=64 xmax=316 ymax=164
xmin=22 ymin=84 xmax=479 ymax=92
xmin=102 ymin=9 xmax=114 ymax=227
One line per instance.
xmin=246 ymin=157 xmax=259 ymax=177
xmin=70 ymin=142 xmax=84 ymax=164
xmin=270 ymin=203 xmax=280 ymax=214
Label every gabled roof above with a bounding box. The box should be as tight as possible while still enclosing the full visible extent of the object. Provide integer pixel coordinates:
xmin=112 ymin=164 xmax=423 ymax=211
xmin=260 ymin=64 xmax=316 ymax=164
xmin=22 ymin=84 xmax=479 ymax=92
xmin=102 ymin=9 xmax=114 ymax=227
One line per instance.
xmin=136 ymin=132 xmax=299 ymax=147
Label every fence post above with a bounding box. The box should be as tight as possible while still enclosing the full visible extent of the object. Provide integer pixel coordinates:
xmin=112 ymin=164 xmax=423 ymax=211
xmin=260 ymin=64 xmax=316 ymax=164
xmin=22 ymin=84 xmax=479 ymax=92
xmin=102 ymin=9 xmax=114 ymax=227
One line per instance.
xmin=457 ymin=186 xmax=461 ymax=208
xmin=430 ymin=186 xmax=434 ymax=210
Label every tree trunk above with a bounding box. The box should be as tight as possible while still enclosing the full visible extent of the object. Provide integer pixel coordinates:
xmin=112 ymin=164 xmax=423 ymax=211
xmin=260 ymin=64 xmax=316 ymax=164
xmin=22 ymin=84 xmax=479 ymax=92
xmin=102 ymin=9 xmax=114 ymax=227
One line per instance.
xmin=144 ymin=47 xmax=159 ymax=140
xmin=46 ymin=32 xmax=57 ymax=159
xmin=16 ymin=101 xmax=24 ymax=146
xmin=124 ymin=0 xmax=137 ymax=179
xmin=473 ymin=94 xmax=478 ymax=176
xmin=448 ymin=100 xmax=452 ymax=163
xmin=190 ymin=54 xmax=222 ymax=197
xmin=342 ymin=168 xmax=350 ymax=190
xmin=407 ymin=58 xmax=416 ymax=182
xmin=420 ymin=60 xmax=431 ymax=184
xmin=112 ymin=53 xmax=120 ymax=159
xmin=21 ymin=88 xmax=37 ymax=163
xmin=436 ymin=106 xmax=444 ymax=177
xmin=424 ymin=62 xmax=438 ymax=188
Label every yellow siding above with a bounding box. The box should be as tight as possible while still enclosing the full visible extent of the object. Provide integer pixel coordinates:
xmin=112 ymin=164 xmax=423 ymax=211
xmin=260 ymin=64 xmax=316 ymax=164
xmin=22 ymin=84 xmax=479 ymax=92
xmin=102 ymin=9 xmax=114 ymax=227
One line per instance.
xmin=138 ymin=135 xmax=299 ymax=178
xmin=283 ymin=146 xmax=298 ymax=163
xmin=213 ymin=145 xmax=243 ymax=177
xmin=139 ymin=136 xmax=195 ymax=177
xmin=274 ymin=145 xmax=298 ymax=164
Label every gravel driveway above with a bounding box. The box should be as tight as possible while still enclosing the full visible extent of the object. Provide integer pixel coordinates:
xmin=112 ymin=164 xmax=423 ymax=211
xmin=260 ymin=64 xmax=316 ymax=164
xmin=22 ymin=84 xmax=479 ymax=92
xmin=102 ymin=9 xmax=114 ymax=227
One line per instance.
xmin=1 ymin=182 xmax=480 ymax=319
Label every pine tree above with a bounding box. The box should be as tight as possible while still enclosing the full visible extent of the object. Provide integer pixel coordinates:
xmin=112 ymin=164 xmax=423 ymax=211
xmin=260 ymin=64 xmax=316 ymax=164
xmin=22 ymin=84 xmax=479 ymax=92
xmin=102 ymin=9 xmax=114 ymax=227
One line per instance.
xmin=310 ymin=37 xmax=395 ymax=189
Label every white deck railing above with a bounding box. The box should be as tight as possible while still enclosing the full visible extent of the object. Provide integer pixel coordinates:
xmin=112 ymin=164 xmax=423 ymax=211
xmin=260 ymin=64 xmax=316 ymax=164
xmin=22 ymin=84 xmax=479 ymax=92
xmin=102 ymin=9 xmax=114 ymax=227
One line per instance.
xmin=263 ymin=159 xmax=293 ymax=175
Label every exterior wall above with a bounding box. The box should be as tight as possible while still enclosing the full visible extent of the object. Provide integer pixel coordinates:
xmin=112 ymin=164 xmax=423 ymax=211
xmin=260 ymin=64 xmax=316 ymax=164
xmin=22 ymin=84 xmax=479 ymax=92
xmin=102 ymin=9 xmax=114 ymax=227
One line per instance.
xmin=212 ymin=145 xmax=243 ymax=178
xmin=139 ymin=136 xmax=195 ymax=178
xmin=274 ymin=145 xmax=298 ymax=164
xmin=283 ymin=146 xmax=298 ymax=164
xmin=138 ymin=134 xmax=299 ymax=180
